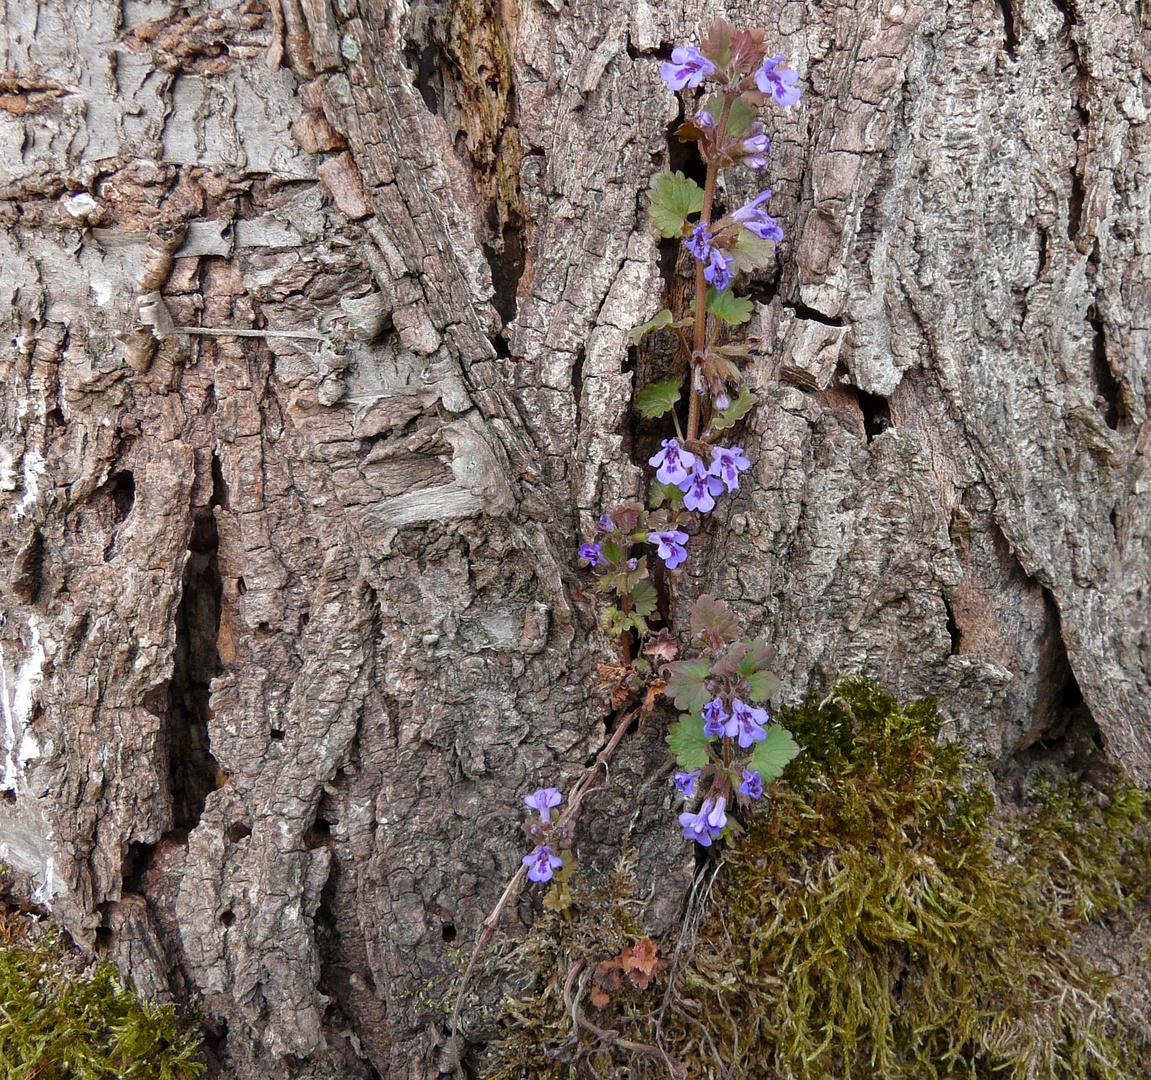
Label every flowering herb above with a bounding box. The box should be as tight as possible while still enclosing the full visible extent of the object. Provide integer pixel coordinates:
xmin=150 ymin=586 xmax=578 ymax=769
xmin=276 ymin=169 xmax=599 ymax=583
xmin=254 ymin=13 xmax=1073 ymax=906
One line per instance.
xmin=665 ymin=595 xmax=799 ymax=846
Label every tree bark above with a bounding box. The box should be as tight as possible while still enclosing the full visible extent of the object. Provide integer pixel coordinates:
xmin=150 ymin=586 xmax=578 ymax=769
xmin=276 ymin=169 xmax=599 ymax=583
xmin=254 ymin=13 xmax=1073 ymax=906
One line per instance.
xmin=0 ymin=0 xmax=1147 ymax=1076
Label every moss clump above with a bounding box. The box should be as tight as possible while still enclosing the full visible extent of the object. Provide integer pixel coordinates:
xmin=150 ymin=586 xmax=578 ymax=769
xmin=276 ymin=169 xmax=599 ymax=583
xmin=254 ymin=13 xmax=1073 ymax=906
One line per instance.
xmin=0 ymin=920 xmax=203 ymax=1079
xmin=478 ymin=678 xmax=1151 ymax=1080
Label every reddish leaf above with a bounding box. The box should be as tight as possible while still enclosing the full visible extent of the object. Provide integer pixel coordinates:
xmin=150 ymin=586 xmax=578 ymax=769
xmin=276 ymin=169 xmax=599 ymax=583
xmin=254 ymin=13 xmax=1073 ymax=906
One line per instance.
xmin=644 ymin=629 xmax=678 ymax=663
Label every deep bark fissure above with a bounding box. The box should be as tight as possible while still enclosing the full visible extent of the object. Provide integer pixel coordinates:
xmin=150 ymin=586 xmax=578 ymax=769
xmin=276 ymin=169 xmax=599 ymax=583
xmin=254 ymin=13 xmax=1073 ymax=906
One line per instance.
xmin=168 ymin=507 xmax=223 ymax=831
xmin=1087 ymin=301 xmax=1122 ymax=430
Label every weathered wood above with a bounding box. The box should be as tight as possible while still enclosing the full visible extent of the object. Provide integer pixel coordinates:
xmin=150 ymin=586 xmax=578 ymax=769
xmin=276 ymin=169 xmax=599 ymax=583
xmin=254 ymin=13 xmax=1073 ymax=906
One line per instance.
xmin=0 ymin=0 xmax=1147 ymax=1076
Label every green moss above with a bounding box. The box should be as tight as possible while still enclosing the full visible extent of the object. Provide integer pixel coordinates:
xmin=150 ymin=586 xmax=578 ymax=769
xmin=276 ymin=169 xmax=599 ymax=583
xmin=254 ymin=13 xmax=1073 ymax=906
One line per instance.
xmin=477 ymin=678 xmax=1151 ymax=1079
xmin=0 ymin=926 xmax=203 ymax=1079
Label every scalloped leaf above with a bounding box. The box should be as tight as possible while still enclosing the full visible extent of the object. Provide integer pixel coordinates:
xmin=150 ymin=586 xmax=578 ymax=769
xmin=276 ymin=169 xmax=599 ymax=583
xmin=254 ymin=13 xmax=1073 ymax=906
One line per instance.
xmin=632 ymin=579 xmax=658 ymax=618
xmin=747 ymin=669 xmax=780 ymax=702
xmin=667 ymin=713 xmax=711 ymax=770
xmin=648 ymin=481 xmax=686 ymax=511
xmin=709 ymin=387 xmax=758 ymax=432
xmin=648 ymin=171 xmax=705 ymax=238
xmin=706 ymin=287 xmax=754 ymax=326
xmin=662 ymin=657 xmax=711 ymax=712
xmin=749 ymin=725 xmax=800 ymax=783
xmin=730 ymin=229 xmax=778 ymax=275
xmin=636 ymin=378 xmax=683 ymax=420
xmin=690 ymin=595 xmax=738 ymax=648
xmin=628 ymin=309 xmax=674 ymax=346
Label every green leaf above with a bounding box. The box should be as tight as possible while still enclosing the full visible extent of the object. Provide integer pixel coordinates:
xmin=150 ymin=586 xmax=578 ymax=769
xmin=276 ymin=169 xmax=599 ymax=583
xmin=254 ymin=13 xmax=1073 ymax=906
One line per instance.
xmin=703 ymin=93 xmax=756 ymax=140
xmin=601 ymin=539 xmax=623 ymax=565
xmin=730 ymin=230 xmax=777 ymax=275
xmin=632 ymin=579 xmax=658 ymax=618
xmin=709 ymin=387 xmax=758 ymax=432
xmin=706 ymin=288 xmax=754 ymax=326
xmin=662 ymin=657 xmax=711 ymax=712
xmin=635 ymin=377 xmax=683 ymax=419
xmin=749 ymin=725 xmax=800 ymax=783
xmin=648 ymin=171 xmax=705 ymax=239
xmin=648 ymin=481 xmax=686 ymax=511
xmin=737 ymin=639 xmax=774 ymax=677
xmin=667 ymin=713 xmax=712 ymax=770
xmin=628 ymin=309 xmax=674 ymax=346
xmin=747 ymin=669 xmax=781 ymax=702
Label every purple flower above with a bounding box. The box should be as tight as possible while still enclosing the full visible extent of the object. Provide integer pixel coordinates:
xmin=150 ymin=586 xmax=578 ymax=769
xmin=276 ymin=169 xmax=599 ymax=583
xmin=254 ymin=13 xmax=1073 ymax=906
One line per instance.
xmin=679 ymin=796 xmax=728 ymax=846
xmin=740 ymin=768 xmax=764 ymax=800
xmin=647 ymin=529 xmax=689 ymax=570
xmin=704 ymin=247 xmax=734 ymax=293
xmin=685 ymin=221 xmax=714 ymax=262
xmin=673 ymin=769 xmax=702 ymax=797
xmin=661 ymin=46 xmax=717 ymax=91
xmin=738 ymin=124 xmax=770 ymax=171
xmin=626 ymin=557 xmax=638 ymax=570
xmin=756 ymin=56 xmax=802 ymax=107
xmin=693 ymin=109 xmax=716 ymax=134
xmin=702 ymin=697 xmax=729 ymax=738
xmin=522 ymin=845 xmax=563 ymax=882
xmin=732 ymin=190 xmax=785 ymax=242
xmin=709 ymin=446 xmax=752 ymax=493
xmin=730 ymin=698 xmax=769 ymax=748
xmin=715 ymin=392 xmax=730 ymax=411
xmin=597 ymin=514 xmax=615 ymax=532
xmin=679 ymin=458 xmax=725 ymax=513
xmin=524 ymin=787 xmax=563 ymax=819
xmin=579 ymin=543 xmax=604 ymax=567
xmin=649 ymin=438 xmax=697 ymax=486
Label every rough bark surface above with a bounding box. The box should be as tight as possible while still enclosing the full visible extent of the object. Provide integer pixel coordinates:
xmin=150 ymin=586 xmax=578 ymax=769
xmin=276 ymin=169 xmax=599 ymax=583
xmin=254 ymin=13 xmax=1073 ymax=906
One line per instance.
xmin=0 ymin=0 xmax=1147 ymax=1076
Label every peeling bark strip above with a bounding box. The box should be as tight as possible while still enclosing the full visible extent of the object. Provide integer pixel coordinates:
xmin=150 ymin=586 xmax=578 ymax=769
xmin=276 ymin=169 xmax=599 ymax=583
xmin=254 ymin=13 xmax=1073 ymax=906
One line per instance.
xmin=0 ymin=0 xmax=1148 ymax=1077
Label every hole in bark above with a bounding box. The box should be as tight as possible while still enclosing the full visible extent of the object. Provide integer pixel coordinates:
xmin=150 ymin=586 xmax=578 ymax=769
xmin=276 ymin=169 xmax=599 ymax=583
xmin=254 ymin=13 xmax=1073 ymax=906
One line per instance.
xmin=257 ymin=621 xmax=271 ymax=633
xmin=121 ymin=841 xmax=155 ymax=894
xmin=857 ymin=390 xmax=891 ymax=442
xmin=1036 ymin=224 xmax=1049 ymax=277
xmin=1110 ymin=505 xmax=1120 ymax=546
xmin=442 ymin=923 xmax=457 ymax=942
xmin=997 ymin=0 xmax=1019 ymax=57
xmin=572 ymin=347 xmax=585 ymax=432
xmin=1 ymin=789 xmax=16 ymax=805
xmin=13 ymin=528 xmax=45 ymax=603
xmin=210 ymin=452 xmax=228 ymax=510
xmin=45 ymin=408 xmax=64 ymax=427
xmin=1067 ymin=105 xmax=1088 ymax=241
xmin=1011 ymin=588 xmax=1102 ymax=771
xmin=236 ymin=576 xmax=247 ymax=595
xmin=106 ymin=471 xmax=135 ymax=525
xmin=297 ymin=611 xmax=310 ymax=634
xmin=1051 ymin=0 xmax=1077 ymax=29
xmin=407 ymin=42 xmax=440 ymax=113
xmin=169 ymin=507 xmax=223 ymax=830
xmin=220 ymin=910 xmax=236 ymax=927
xmin=783 ymin=301 xmax=844 ymax=326
xmin=1087 ymin=303 xmax=1122 ymax=429
xmin=94 ymin=925 xmax=113 ymax=950
xmin=483 ymin=211 xmax=526 ymax=330
xmin=943 ymin=595 xmax=962 ymax=655
xmin=226 ymin=822 xmax=252 ymax=844
xmin=270 ymin=728 xmax=285 ymax=741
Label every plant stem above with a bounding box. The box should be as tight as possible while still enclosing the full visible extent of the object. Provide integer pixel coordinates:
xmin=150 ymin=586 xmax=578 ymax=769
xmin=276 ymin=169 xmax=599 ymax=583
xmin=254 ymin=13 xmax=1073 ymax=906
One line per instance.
xmin=687 ymin=94 xmax=734 ymax=443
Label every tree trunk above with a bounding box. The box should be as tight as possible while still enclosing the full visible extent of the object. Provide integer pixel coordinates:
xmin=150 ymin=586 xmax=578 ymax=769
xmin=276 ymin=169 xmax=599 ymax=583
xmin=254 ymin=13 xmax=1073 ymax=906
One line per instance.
xmin=0 ymin=0 xmax=1147 ymax=1076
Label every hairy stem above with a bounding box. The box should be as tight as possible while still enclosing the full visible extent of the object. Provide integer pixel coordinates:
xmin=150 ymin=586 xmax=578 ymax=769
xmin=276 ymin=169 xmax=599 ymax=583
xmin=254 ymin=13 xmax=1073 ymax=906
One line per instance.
xmin=687 ymin=94 xmax=734 ymax=443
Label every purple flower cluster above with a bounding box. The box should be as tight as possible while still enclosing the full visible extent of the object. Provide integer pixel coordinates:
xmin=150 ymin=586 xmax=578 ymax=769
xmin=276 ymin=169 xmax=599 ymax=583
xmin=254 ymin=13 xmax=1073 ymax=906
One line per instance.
xmin=684 ymin=222 xmax=734 ymax=293
xmin=643 ymin=440 xmax=752 ymax=569
xmin=701 ymin=696 xmax=769 ymax=748
xmin=522 ymin=787 xmax=564 ymax=883
xmin=679 ymin=796 xmax=727 ymax=846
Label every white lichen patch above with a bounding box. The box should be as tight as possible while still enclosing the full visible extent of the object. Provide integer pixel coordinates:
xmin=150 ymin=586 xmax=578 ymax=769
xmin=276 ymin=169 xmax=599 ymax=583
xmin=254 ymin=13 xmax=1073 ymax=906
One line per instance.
xmin=13 ymin=449 xmax=47 ymax=519
xmin=0 ymin=618 xmax=45 ymax=792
